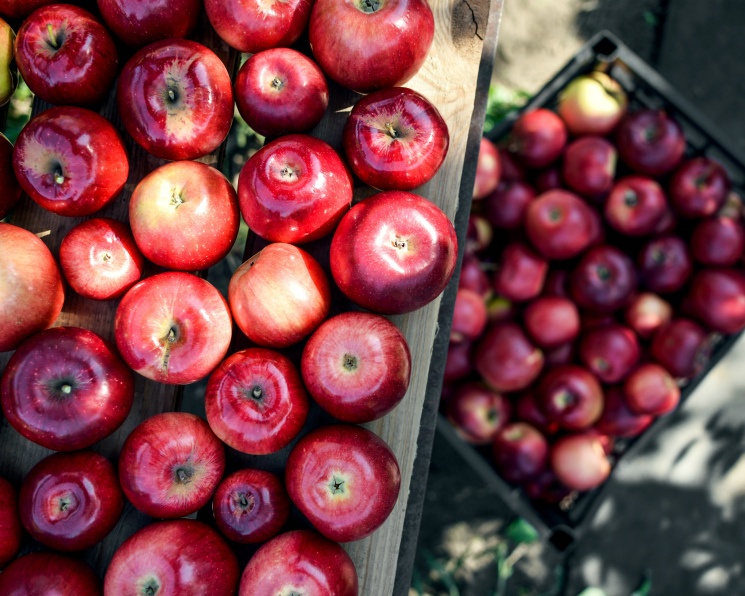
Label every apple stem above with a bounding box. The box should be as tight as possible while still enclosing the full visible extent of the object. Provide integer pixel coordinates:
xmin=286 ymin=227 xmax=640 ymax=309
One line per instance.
xmin=168 ymin=88 xmax=176 ymax=102
xmin=271 ymin=77 xmax=284 ymax=91
xmin=343 ymin=354 xmax=358 ymax=371
xmin=329 ymin=476 xmax=345 ymax=494
xmin=392 ymin=236 xmax=407 ymax=250
xmin=53 ymin=167 xmax=65 ymax=185
xmin=170 ymin=188 xmax=185 ymax=208
xmin=250 ymin=386 xmax=263 ymax=400
xmin=60 ymin=384 xmax=72 ymax=395
xmin=384 ymin=122 xmax=399 ymax=139
xmin=624 ymin=190 xmax=638 ymax=208
xmin=46 ymin=24 xmax=60 ymax=50
xmin=175 ymin=467 xmax=193 ymax=484
xmin=554 ymin=389 xmax=577 ymax=409
xmin=102 ymin=252 xmax=112 ymax=263
xmin=596 ymin=265 xmax=611 ymax=282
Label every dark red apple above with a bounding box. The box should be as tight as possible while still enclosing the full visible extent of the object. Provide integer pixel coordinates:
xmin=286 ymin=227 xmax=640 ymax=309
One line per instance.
xmin=498 ymin=147 xmax=525 ymax=181
xmin=309 ymin=0 xmax=434 ymax=93
xmin=19 ymin=451 xmax=123 ymax=551
xmin=238 ymin=134 xmax=352 ymax=244
xmin=229 ymin=243 xmax=331 ymax=348
xmin=616 ymin=109 xmax=686 ymax=176
xmin=623 ymin=363 xmax=680 ymax=415
xmin=570 ymin=245 xmax=637 ymax=312
xmin=13 ymin=106 xmax=128 ymax=216
xmin=444 ymin=340 xmax=473 ymax=383
xmin=116 ymin=272 xmax=233 ymax=384
xmin=465 ymin=215 xmax=493 ymax=254
xmin=578 ymin=324 xmax=640 ymax=384
xmin=523 ymin=296 xmax=580 ymax=349
xmin=205 ymin=348 xmax=310 ymax=455
xmin=459 ymin=255 xmax=491 ymax=298
xmin=484 ymin=180 xmax=535 ymax=230
xmin=285 ymin=424 xmax=401 ymax=542
xmin=0 ymin=552 xmax=101 ymax=594
xmin=691 ymin=216 xmax=745 ymax=266
xmin=213 ymin=469 xmax=290 ymax=544
xmin=474 ymin=323 xmax=544 ymax=393
xmin=105 ymin=520 xmax=239 ymax=595
xmin=686 ymin=269 xmax=745 ymax=334
xmin=0 ymin=477 xmax=21 ymax=569
xmin=669 ymin=157 xmax=731 ymax=218
xmin=117 ymin=39 xmax=233 ymax=160
xmin=624 ymin=292 xmax=673 ymax=339
xmin=0 ymin=133 xmax=21 ymax=219
xmin=119 ymin=412 xmax=225 ymax=519
xmin=604 ymin=176 xmax=668 ymax=236
xmin=445 ymin=382 xmax=510 ymax=445
xmin=473 ymin=137 xmax=501 ymax=199
xmin=544 ymin=342 xmax=576 ymax=367
xmin=487 ymin=295 xmax=516 ymax=323
xmin=0 ymin=223 xmax=64 ymax=352
xmin=654 ymin=205 xmax=678 ymax=235
xmin=524 ymin=469 xmax=573 ymax=504
xmin=595 ymin=386 xmax=653 ymax=438
xmin=451 ymin=288 xmax=488 ymax=343
xmin=551 ymin=433 xmax=610 ymax=491
xmin=492 ymin=423 xmax=548 ymax=485
xmin=493 ymin=242 xmax=548 ymax=302
xmin=542 ymin=269 xmax=569 ymax=298
xmin=301 ymin=312 xmax=411 ymax=423
xmin=534 ymin=166 xmax=563 ymax=193
xmin=98 ymin=0 xmax=202 ymax=47
xmin=235 ymin=48 xmax=328 ymax=138
xmin=537 ymin=365 xmax=604 ymax=430
xmin=562 ymin=136 xmax=617 ymax=199
xmin=1 ymin=0 xmax=57 ymax=19
xmin=514 ymin=391 xmax=559 ymax=435
xmin=557 ymin=72 xmax=628 ymax=136
xmin=509 ymin=108 xmax=567 ymax=169
xmin=525 ymin=190 xmax=596 ymax=260
xmin=1 ymin=326 xmax=134 ymax=451
xmin=330 ymin=191 xmax=458 ymax=315
xmin=638 ymin=236 xmax=692 ymax=294
xmin=650 ymin=318 xmax=708 ymax=379
xmin=239 ymin=530 xmax=358 ymax=596
xmin=15 ymin=5 xmax=118 ymax=107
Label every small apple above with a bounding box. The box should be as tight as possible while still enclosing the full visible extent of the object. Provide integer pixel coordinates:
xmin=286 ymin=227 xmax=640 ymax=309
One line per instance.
xmin=604 ymin=176 xmax=667 ymax=237
xmin=638 ymin=235 xmax=692 ymax=294
xmin=523 ymin=296 xmax=580 ymax=349
xmin=561 ymin=136 xmax=617 ymax=199
xmin=669 ymin=157 xmax=731 ymax=218
xmin=570 ymin=245 xmax=637 ymax=312
xmin=595 ymin=386 xmax=653 ymax=439
xmin=616 ymin=109 xmax=686 ymax=176
xmin=509 ymin=109 xmax=567 ymax=169
xmin=0 ymin=18 xmax=15 ymax=107
xmin=0 ymin=477 xmax=21 ymax=569
xmin=557 ymin=72 xmax=628 ymax=136
xmin=624 ymin=292 xmax=673 ymax=339
xmin=525 ymin=190 xmax=597 ymax=260
xmin=474 ymin=323 xmax=544 ymax=393
xmin=492 ymin=422 xmax=548 ymax=485
xmin=578 ymin=324 xmax=640 ymax=384
xmin=445 ymin=382 xmax=510 ymax=445
xmin=691 ymin=216 xmax=745 ymax=266
xmin=551 ymin=433 xmax=611 ymax=491
xmin=623 ymin=363 xmax=680 ymax=416
xmin=451 ymin=288 xmax=488 ymax=343
xmin=98 ymin=0 xmax=202 ymax=47
xmin=0 ymin=134 xmax=22 ymax=220
xmin=0 ymin=552 xmax=101 ymax=594
xmin=493 ymin=242 xmax=548 ymax=302
xmin=484 ymin=180 xmax=535 ymax=230
xmin=685 ymin=269 xmax=745 ymax=334
xmin=537 ymin=365 xmax=604 ymax=430
xmin=650 ymin=318 xmax=708 ymax=379
xmin=473 ymin=137 xmax=501 ymax=199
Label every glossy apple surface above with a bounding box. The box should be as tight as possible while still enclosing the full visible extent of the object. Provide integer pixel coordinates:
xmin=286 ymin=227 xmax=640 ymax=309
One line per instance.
xmin=473 ymin=138 xmax=501 ymax=199
xmin=301 ymin=312 xmax=411 ymax=423
xmin=451 ymin=288 xmax=488 ymax=343
xmin=691 ymin=216 xmax=745 ymax=266
xmin=538 ymin=365 xmax=604 ymax=430
xmin=523 ymin=296 xmax=580 ymax=349
xmin=492 ymin=422 xmax=548 ymax=485
xmin=651 ymin=318 xmax=708 ymax=379
xmin=205 ymin=348 xmax=310 ymax=455
xmin=0 ymin=552 xmax=101 ymax=594
xmin=105 ymin=520 xmax=239 ymax=595
xmin=98 ymin=0 xmax=201 ymax=47
xmin=229 ymin=243 xmax=331 ymax=348
xmin=669 ymin=157 xmax=730 ymax=218
xmin=1 ymin=326 xmax=134 ymax=450
xmin=562 ymin=136 xmax=617 ymax=199
xmin=595 ymin=386 xmax=653 ymax=439
xmin=213 ymin=469 xmax=290 ymax=544
xmin=235 ymin=47 xmax=327 ymax=138
xmin=15 ymin=5 xmax=118 ymax=107
xmin=623 ymin=363 xmax=680 ymax=415
xmin=509 ymin=109 xmax=567 ymax=169
xmin=638 ymin=235 xmax=692 ymax=294
xmin=686 ymin=269 xmax=745 ymax=334
xmin=239 ymin=530 xmax=358 ymax=596
xmin=238 ymin=134 xmax=352 ymax=244
xmin=19 ymin=451 xmax=123 ymax=551
xmin=0 ymin=477 xmax=20 ymax=569
xmin=578 ymin=324 xmax=640 ymax=384
xmin=494 ymin=242 xmax=548 ymax=302
xmin=570 ymin=245 xmax=637 ymax=312
xmin=0 ymin=19 xmax=15 ymax=107
xmin=13 ymin=106 xmax=128 ymax=216
xmin=286 ymin=424 xmax=401 ymax=542
xmin=624 ymin=292 xmax=672 ymax=339
xmin=484 ymin=180 xmax=535 ymax=230
xmin=557 ymin=72 xmax=628 ymax=136
xmin=330 ymin=191 xmax=458 ymax=315
xmin=0 ymin=134 xmax=20 ymax=218
xmin=551 ymin=433 xmax=611 ymax=491
xmin=475 ymin=323 xmax=544 ymax=393
xmin=525 ymin=190 xmax=596 ymax=260
xmin=616 ymin=109 xmax=685 ymax=176
xmin=115 ymin=272 xmax=233 ymax=384
xmin=60 ymin=218 xmax=145 ymax=301
xmin=117 ymin=39 xmax=233 ymax=160
xmin=446 ymin=382 xmax=510 ymax=445
xmin=130 ymin=161 xmax=239 ymax=270
xmin=119 ymin=412 xmax=225 ymax=519
xmin=604 ymin=176 xmax=667 ymax=236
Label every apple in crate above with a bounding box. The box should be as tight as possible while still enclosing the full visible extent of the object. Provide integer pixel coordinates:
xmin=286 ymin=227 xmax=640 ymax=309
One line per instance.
xmin=0 ymin=552 xmax=101 ymax=595
xmin=557 ymin=72 xmax=628 ymax=136
xmin=0 ymin=134 xmax=21 ymax=220
xmin=562 ymin=136 xmax=617 ymax=199
xmin=509 ymin=109 xmax=567 ymax=169
xmin=686 ymin=269 xmax=745 ymax=334
xmin=451 ymin=288 xmax=488 ymax=343
xmin=0 ymin=18 xmax=15 ymax=107
xmin=625 ymin=292 xmax=673 ymax=339
xmin=623 ymin=363 xmax=680 ymax=416
xmin=595 ymin=386 xmax=653 ymax=439
xmin=551 ymin=433 xmax=611 ymax=491
xmin=493 ymin=242 xmax=548 ymax=302
xmin=525 ymin=190 xmax=597 ymax=260
xmin=473 ymin=138 xmax=501 ymax=199
xmin=570 ymin=245 xmax=637 ymax=312
xmin=446 ymin=383 xmax=511 ymax=445
xmin=691 ymin=215 xmax=745 ymax=266
xmin=616 ymin=109 xmax=685 ymax=176
xmin=523 ymin=296 xmax=580 ymax=349
xmin=669 ymin=157 xmax=731 ymax=218
xmin=0 ymin=477 xmax=21 ymax=569
xmin=484 ymin=180 xmax=535 ymax=230
xmin=475 ymin=323 xmax=544 ymax=393
xmin=492 ymin=422 xmax=549 ymax=485
xmin=604 ymin=176 xmax=667 ymax=237
xmin=537 ymin=365 xmax=604 ymax=431
xmin=98 ymin=0 xmax=201 ymax=47
xmin=650 ymin=318 xmax=708 ymax=379
xmin=578 ymin=324 xmax=640 ymax=384
xmin=638 ymin=236 xmax=692 ymax=294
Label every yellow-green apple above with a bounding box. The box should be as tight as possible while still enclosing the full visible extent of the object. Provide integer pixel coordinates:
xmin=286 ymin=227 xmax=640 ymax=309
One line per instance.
xmin=0 ymin=477 xmax=21 ymax=569
xmin=557 ymin=72 xmax=628 ymax=136
xmin=473 ymin=137 xmax=501 ymax=199
xmin=551 ymin=433 xmax=611 ymax=491
xmin=616 ymin=109 xmax=685 ymax=176
xmin=0 ymin=18 xmax=15 ymax=107
xmin=0 ymin=552 xmax=101 ymax=594
xmin=97 ymin=0 xmax=201 ymax=47
xmin=604 ymin=176 xmax=667 ymax=236
xmin=509 ymin=109 xmax=567 ymax=169
xmin=669 ymin=157 xmax=731 ymax=218
xmin=445 ymin=382 xmax=510 ymax=445
xmin=0 ymin=133 xmax=21 ymax=218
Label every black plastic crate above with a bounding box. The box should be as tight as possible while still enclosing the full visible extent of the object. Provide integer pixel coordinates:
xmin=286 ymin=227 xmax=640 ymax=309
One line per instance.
xmin=437 ymin=30 xmax=745 ymax=552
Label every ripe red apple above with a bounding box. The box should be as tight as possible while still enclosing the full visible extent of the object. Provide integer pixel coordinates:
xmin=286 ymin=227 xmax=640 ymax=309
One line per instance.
xmin=330 ymin=191 xmax=458 ymax=315
xmin=551 ymin=433 xmax=611 ymax=491
xmin=562 ymin=136 xmax=617 ymax=199
xmin=557 ymin=72 xmax=628 ymax=136
xmin=525 ymin=190 xmax=596 ymax=260
xmin=465 ymin=214 xmax=493 ymax=254
xmin=542 ymin=269 xmax=569 ymax=298
xmin=229 ymin=243 xmax=331 ymax=348
xmin=0 ymin=552 xmax=101 ymax=594
xmin=0 ymin=133 xmax=21 ymax=219
xmin=570 ymin=245 xmax=637 ymax=312
xmin=686 ymin=269 xmax=745 ymax=334
xmin=669 ymin=157 xmax=731 ymax=218
xmin=691 ymin=216 xmax=745 ymax=266
xmin=59 ymin=218 xmax=145 ymax=301
xmin=205 ymin=348 xmax=310 ymax=455
xmin=213 ymin=469 xmax=290 ymax=544
xmin=445 ymin=382 xmax=510 ymax=445
xmin=578 ymin=324 xmax=640 ymax=384
xmin=117 ymin=39 xmax=233 ymax=160
xmin=309 ymin=0 xmax=434 ymax=93
xmin=484 ymin=180 xmax=535 ymax=230
xmin=0 ymin=477 xmax=21 ymax=569
xmin=98 ymin=0 xmax=202 ymax=47
xmin=235 ymin=48 xmax=328 ymax=138
xmin=1 ymin=326 xmax=134 ymax=450
xmin=604 ymin=176 xmax=668 ymax=236
xmin=475 ymin=323 xmax=544 ymax=393
xmin=514 ymin=391 xmax=559 ymax=435
xmin=0 ymin=223 xmax=64 ymax=352
xmin=344 ymin=86 xmax=449 ymax=191
xmin=654 ymin=205 xmax=678 ymax=235
xmin=534 ymin=166 xmax=562 ymax=192
xmin=459 ymin=255 xmax=491 ymax=298
xmin=15 ymin=5 xmax=118 ymax=107
xmin=301 ymin=312 xmax=411 ymax=423
xmin=493 ymin=242 xmax=548 ymax=302
xmin=473 ymin=137 xmax=501 ymax=199
xmin=509 ymin=109 xmax=567 ymax=169
xmin=523 ymin=296 xmax=580 ymax=349
xmin=638 ymin=236 xmax=692 ymax=294
xmin=487 ymin=295 xmax=516 ymax=323
xmin=651 ymin=318 xmax=708 ymax=379
xmin=238 ymin=134 xmax=352 ymax=244
xmin=492 ymin=423 xmax=548 ymax=485
xmin=2 ymin=0 xmax=56 ymax=18
xmin=595 ymin=386 xmax=653 ymax=439
xmin=444 ymin=340 xmax=473 ymax=383
xmin=13 ymin=106 xmax=128 ymax=217
xmin=119 ymin=412 xmax=225 ymax=519
xmin=616 ymin=109 xmax=686 ymax=176
xmin=623 ymin=363 xmax=680 ymax=415
xmin=105 ymin=520 xmax=239 ymax=595
xmin=451 ymin=288 xmax=488 ymax=343
xmin=624 ymin=292 xmax=673 ymax=339
xmin=498 ymin=147 xmax=525 ymax=181
xmin=524 ymin=469 xmax=573 ymax=504
xmin=285 ymin=424 xmax=401 ymax=542
xmin=538 ymin=365 xmax=604 ymax=430
xmin=116 ymin=272 xmax=232 ymax=384
xmin=130 ymin=161 xmax=239 ymax=270
xmin=239 ymin=530 xmax=358 ymax=596
xmin=19 ymin=451 xmax=123 ymax=551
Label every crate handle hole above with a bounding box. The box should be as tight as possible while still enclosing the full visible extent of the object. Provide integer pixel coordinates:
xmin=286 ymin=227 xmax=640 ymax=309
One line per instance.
xmin=548 ymin=527 xmax=576 ymax=552
xmin=593 ymin=37 xmax=619 ymax=61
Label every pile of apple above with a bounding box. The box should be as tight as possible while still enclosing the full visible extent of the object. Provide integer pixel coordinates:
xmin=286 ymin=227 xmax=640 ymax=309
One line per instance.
xmin=0 ymin=0 xmax=457 ymax=593
xmin=444 ymin=71 xmax=745 ymax=505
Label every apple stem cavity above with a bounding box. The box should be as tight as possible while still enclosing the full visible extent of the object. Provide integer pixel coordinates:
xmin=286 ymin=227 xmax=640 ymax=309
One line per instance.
xmin=343 ymin=354 xmax=358 ymax=371
xmin=140 ymin=577 xmax=161 ymax=596
xmin=385 ymin=122 xmax=399 ymax=139
xmin=358 ymin=0 xmax=382 ymax=12
xmin=175 ymin=467 xmax=193 ymax=484
xmin=597 ymin=265 xmax=611 ymax=282
xmin=329 ymin=476 xmax=346 ymax=494
xmin=555 ymin=389 xmax=577 ymax=409
xmin=392 ymin=236 xmax=408 ymax=250
xmin=624 ymin=190 xmax=638 ymax=207
xmin=46 ymin=24 xmax=62 ymax=50
xmin=170 ymin=188 xmax=185 ymax=209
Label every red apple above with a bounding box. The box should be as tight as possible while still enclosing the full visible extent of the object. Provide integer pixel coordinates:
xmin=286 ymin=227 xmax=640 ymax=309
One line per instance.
xmin=523 ymin=296 xmax=580 ymax=349
xmin=570 ymin=245 xmax=637 ymax=312
xmin=493 ymin=242 xmax=548 ymax=302
xmin=459 ymin=255 xmax=491 ymax=298
xmin=551 ymin=433 xmax=610 ymax=491
xmin=691 ymin=216 xmax=745 ymax=266
xmin=616 ymin=109 xmax=686 ymax=176
xmin=538 ymin=365 xmax=604 ymax=430
xmin=624 ymin=292 xmax=673 ymax=339
xmin=492 ymin=422 xmax=548 ymax=485
xmin=119 ymin=412 xmax=225 ymax=519
xmin=213 ymin=469 xmax=290 ymax=544
xmin=638 ymin=236 xmax=692 ymax=294
xmin=235 ymin=48 xmax=328 ymax=138
xmin=15 ymin=5 xmax=118 ymax=107
xmin=13 ymin=106 xmax=128 ymax=217
xmin=239 ymin=530 xmax=358 ymax=596
xmin=444 ymin=340 xmax=473 ymax=383
xmin=1 ymin=326 xmax=134 ymax=450
xmin=0 ymin=223 xmax=64 ymax=352
xmin=524 ymin=469 xmax=573 ymax=504
xmin=0 ymin=133 xmax=21 ymax=218
xmin=534 ymin=166 xmax=562 ymax=193
xmin=1 ymin=0 xmax=56 ymax=19
xmin=651 ymin=318 xmax=709 ymax=379
xmin=330 ymin=191 xmax=458 ymax=315
xmin=105 ymin=520 xmax=239 ymax=595
xmin=578 ymin=324 xmax=640 ymax=384
xmin=498 ymin=147 xmax=525 ymax=181
xmin=604 ymin=176 xmax=668 ymax=236
xmin=205 ymin=348 xmax=310 ymax=455
xmin=525 ymin=190 xmax=596 ymax=260
xmin=669 ymin=157 xmax=731 ymax=218
xmin=542 ymin=269 xmax=569 ymax=298
xmin=98 ymin=0 xmax=202 ymax=47
xmin=686 ymin=269 xmax=745 ymax=334
xmin=557 ymin=72 xmax=628 ymax=136
xmin=19 ymin=451 xmax=123 ymax=551
xmin=475 ymin=323 xmax=544 ymax=393
xmin=309 ymin=0 xmax=434 ymax=93
xmin=229 ymin=243 xmax=331 ymax=348
xmin=487 ymin=295 xmax=516 ymax=323
xmin=473 ymin=137 xmax=501 ymax=199
xmin=301 ymin=312 xmax=411 ymax=423
xmin=59 ymin=218 xmax=145 ymax=301
xmin=465 ymin=215 xmax=493 ymax=254
xmin=451 ymin=288 xmax=488 ymax=343
xmin=562 ymin=136 xmax=617 ymax=199
xmin=509 ymin=109 xmax=567 ymax=169
xmin=285 ymin=424 xmax=401 ymax=542
xmin=0 ymin=552 xmax=101 ymax=594
xmin=514 ymin=391 xmax=559 ymax=435
xmin=445 ymin=382 xmax=510 ymax=445
xmin=238 ymin=134 xmax=352 ymax=244
xmin=130 ymin=161 xmax=239 ymax=270
xmin=117 ymin=39 xmax=233 ymax=160
xmin=484 ymin=180 xmax=535 ymax=230
xmin=0 ymin=19 xmax=11 ymax=104
xmin=544 ymin=342 xmax=576 ymax=367
xmin=0 ymin=477 xmax=21 ymax=569
xmin=344 ymin=86 xmax=449 ymax=191
xmin=623 ymin=363 xmax=680 ymax=415
xmin=595 ymin=386 xmax=653 ymax=438
xmin=654 ymin=205 xmax=678 ymax=235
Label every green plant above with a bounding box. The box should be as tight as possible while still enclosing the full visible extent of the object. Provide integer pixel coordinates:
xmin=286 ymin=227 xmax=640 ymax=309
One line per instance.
xmin=483 ymin=85 xmax=531 ymax=135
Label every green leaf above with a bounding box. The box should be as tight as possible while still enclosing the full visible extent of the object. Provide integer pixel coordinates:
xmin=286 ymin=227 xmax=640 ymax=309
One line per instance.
xmin=631 ymin=575 xmax=652 ymax=596
xmin=504 ymin=518 xmax=539 ymax=544
xmin=643 ymin=10 xmax=658 ymax=26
